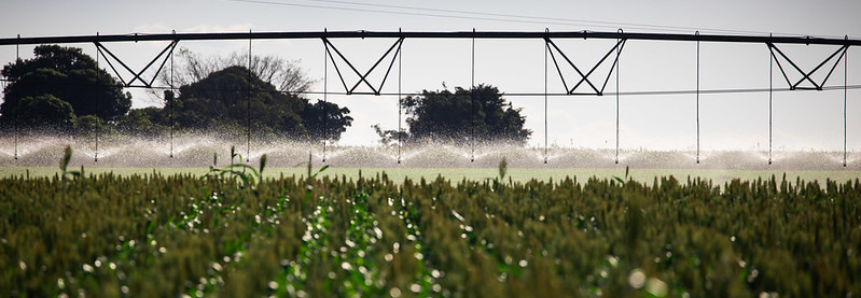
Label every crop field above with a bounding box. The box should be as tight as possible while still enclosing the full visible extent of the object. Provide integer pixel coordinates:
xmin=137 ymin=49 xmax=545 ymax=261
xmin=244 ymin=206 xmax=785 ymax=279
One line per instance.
xmin=2 ymin=160 xmax=860 ymax=298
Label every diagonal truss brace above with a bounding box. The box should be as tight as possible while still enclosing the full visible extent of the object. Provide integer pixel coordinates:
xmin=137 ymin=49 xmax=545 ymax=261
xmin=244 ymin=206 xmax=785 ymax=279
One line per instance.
xmin=545 ymin=37 xmax=627 ymax=95
xmin=767 ymin=43 xmax=849 ymax=90
xmin=322 ymin=37 xmax=404 ymax=95
xmin=94 ymin=40 xmax=179 ymax=88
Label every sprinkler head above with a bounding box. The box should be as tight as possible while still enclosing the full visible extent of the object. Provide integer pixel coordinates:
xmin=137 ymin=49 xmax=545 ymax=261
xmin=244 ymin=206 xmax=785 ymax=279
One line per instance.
xmin=169 ymin=154 xmax=174 ymax=158
xmin=768 ymin=159 xmax=772 ymax=165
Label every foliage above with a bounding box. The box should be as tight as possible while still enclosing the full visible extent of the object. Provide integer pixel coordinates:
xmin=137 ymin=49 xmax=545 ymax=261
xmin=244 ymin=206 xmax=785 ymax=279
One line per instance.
xmin=208 ymin=146 xmax=267 ymax=187
xmin=0 ymin=45 xmax=131 ymax=125
xmin=498 ymin=157 xmax=508 ymax=181
xmin=2 ymin=169 xmax=859 ymax=297
xmin=147 ymin=65 xmax=351 ymax=141
xmin=301 ymin=99 xmax=353 ymax=141
xmin=12 ymin=94 xmax=76 ymax=130
xmin=400 ymin=84 xmax=532 ymax=145
xmin=158 ymin=47 xmax=313 ymax=95
xmin=371 ymin=123 xmax=408 ymax=147
xmin=115 ymin=107 xmax=166 ymax=136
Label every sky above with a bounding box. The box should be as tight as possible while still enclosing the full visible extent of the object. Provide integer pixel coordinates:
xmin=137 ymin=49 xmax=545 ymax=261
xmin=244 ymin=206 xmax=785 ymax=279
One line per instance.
xmin=1 ymin=0 xmax=860 ymax=153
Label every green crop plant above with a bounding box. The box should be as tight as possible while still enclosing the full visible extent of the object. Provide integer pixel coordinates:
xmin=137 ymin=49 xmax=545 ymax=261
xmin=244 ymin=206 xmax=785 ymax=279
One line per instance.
xmin=1 ymin=168 xmax=859 ymax=297
xmin=208 ymin=145 xmax=267 ymax=187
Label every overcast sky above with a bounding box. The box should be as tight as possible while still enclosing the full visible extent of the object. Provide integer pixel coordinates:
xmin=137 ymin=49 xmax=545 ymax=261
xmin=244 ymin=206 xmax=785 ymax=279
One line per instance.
xmin=2 ymin=0 xmax=860 ymax=152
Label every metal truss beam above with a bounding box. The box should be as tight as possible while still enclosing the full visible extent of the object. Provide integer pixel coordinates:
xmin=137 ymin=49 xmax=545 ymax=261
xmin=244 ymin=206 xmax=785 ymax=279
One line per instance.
xmin=322 ymin=37 xmax=404 ymax=95
xmin=545 ymin=37 xmax=626 ymax=95
xmin=3 ymin=30 xmax=861 ymax=46
xmin=767 ymin=43 xmax=849 ymax=90
xmin=95 ymin=39 xmax=179 ymax=88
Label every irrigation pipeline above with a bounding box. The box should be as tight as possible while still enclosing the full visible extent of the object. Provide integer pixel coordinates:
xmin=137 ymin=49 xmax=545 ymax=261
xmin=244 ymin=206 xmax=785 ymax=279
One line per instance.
xmin=2 ymin=30 xmax=858 ymax=166
xmin=3 ymin=31 xmax=861 ymax=45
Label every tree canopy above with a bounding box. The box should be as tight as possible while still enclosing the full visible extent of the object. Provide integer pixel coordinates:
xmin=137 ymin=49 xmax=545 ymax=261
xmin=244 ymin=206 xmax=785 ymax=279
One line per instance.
xmin=0 ymin=45 xmax=131 ymax=126
xmin=167 ymin=65 xmax=351 ymax=140
xmin=399 ymin=84 xmax=531 ymax=145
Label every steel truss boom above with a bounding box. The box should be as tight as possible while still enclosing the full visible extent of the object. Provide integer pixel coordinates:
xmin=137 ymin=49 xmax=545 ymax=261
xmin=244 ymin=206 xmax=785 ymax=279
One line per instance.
xmin=3 ymin=30 xmax=861 ymax=46
xmin=1 ymin=30 xmax=856 ymax=167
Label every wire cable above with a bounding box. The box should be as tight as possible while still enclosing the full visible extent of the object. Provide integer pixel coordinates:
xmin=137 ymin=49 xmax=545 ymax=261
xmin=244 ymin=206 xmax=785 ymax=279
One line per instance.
xmin=696 ymin=31 xmax=700 ymax=164
xmin=5 ymin=77 xmax=861 ymax=97
xmin=225 ymin=0 xmax=828 ymax=37
xmin=845 ymin=37 xmax=849 ymax=167
xmin=95 ymin=32 xmax=100 ymax=162
xmin=544 ymin=30 xmax=548 ymax=164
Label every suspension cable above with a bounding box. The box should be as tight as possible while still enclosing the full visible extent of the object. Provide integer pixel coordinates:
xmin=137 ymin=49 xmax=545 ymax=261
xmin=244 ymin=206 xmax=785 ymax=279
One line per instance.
xmin=544 ymin=29 xmax=549 ymax=164
xmin=845 ymin=36 xmax=849 ymax=167
xmin=169 ymin=30 xmax=175 ymax=158
xmin=398 ymin=28 xmax=403 ymax=164
xmin=696 ymin=31 xmax=700 ymax=164
xmin=616 ymin=29 xmax=622 ymax=164
xmin=470 ymin=28 xmax=475 ymax=163
xmin=13 ymin=35 xmax=19 ymax=161
xmin=769 ymin=34 xmax=774 ymax=165
xmin=95 ymin=32 xmax=100 ymax=163
xmin=323 ymin=28 xmax=328 ymax=163
xmin=246 ymin=30 xmax=252 ymax=163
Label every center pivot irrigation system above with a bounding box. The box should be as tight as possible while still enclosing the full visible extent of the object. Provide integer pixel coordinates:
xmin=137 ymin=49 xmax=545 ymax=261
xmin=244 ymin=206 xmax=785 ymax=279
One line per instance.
xmin=1 ymin=30 xmax=858 ymax=166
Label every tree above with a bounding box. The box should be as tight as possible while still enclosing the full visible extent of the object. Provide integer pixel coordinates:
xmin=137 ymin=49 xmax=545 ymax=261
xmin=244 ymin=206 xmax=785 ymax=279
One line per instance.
xmin=156 ymin=48 xmax=313 ymax=97
xmin=0 ymin=45 xmax=131 ymax=125
xmin=167 ymin=65 xmax=351 ymax=140
xmin=400 ymin=84 xmax=531 ymax=145
xmin=13 ymin=94 xmax=75 ymax=130
xmin=301 ymin=100 xmax=353 ymax=141
xmin=116 ymin=107 xmax=165 ymax=136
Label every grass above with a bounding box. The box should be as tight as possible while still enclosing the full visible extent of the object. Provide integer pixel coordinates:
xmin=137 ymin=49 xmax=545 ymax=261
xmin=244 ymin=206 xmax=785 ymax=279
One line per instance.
xmin=2 ymin=166 xmax=859 ymax=186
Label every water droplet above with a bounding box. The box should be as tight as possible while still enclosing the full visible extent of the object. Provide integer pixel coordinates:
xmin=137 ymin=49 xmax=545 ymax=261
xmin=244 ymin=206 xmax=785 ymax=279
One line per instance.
xmin=431 ymin=269 xmax=441 ymax=278
xmin=607 ymin=255 xmax=619 ymax=267
xmin=410 ymin=283 xmax=421 ymax=293
xmin=628 ymin=269 xmax=646 ymax=289
xmin=646 ymin=277 xmax=668 ymax=297
xmin=390 ymin=287 xmax=402 ymax=298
